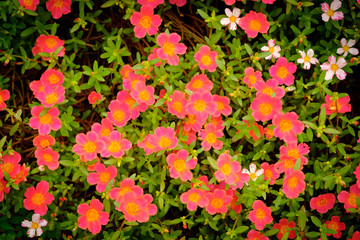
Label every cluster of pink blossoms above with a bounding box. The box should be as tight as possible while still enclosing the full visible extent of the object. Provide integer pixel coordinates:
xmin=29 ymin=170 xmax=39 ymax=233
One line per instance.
xmin=18 ymin=0 xmax=71 ymax=19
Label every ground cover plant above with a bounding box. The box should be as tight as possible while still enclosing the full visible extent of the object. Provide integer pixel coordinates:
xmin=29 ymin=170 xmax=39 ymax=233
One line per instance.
xmin=0 ymin=0 xmax=360 ymax=239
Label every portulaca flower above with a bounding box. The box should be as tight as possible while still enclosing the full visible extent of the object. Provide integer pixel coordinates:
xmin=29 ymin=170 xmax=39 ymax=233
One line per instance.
xmin=220 ymin=8 xmax=241 ymax=31
xmin=337 ymin=38 xmax=359 ymax=57
xmin=261 ymin=39 xmax=281 ymax=60
xmin=321 ymin=0 xmax=344 ymax=22
xmin=320 ymin=55 xmax=347 ymax=81
xmin=21 ymin=214 xmax=47 ymax=238
xmin=242 ymin=163 xmax=264 ymax=181
xmin=297 ymin=49 xmax=319 ymax=70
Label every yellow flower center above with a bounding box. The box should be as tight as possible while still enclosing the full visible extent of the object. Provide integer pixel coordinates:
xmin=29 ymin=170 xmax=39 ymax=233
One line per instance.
xmin=23 ymin=0 xmax=33 ymax=6
xmin=99 ymin=172 xmax=111 ymax=183
xmin=54 ymin=0 xmax=64 ymax=8
xmin=100 ymin=128 xmax=111 ymax=137
xmin=284 ymin=158 xmax=295 ymax=169
xmin=159 ymin=136 xmax=171 ymax=149
xmin=86 ymin=209 xmax=99 ymax=222
xmin=119 ymin=186 xmax=132 ymax=196
xmin=249 ymin=75 xmax=257 ymax=85
xmin=32 ymin=193 xmax=45 ymax=205
xmin=173 ymin=159 xmax=186 ymax=172
xmin=318 ymin=198 xmax=328 ymax=206
xmin=109 ymin=141 xmax=121 ymax=153
xmin=259 ymin=103 xmax=273 ymax=116
xmin=277 ymin=67 xmax=289 ymax=79
xmin=201 ymin=55 xmax=212 ymax=66
xmin=329 ymin=101 xmax=341 ymax=111
xmin=211 ymin=198 xmax=223 ymax=209
xmin=187 ymin=115 xmax=196 ymax=124
xmin=255 ymin=208 xmax=265 ymax=219
xmin=229 ymin=16 xmax=237 ymax=23
xmin=125 ymin=97 xmax=136 ymax=109
xmin=43 ymin=153 xmax=53 ymax=162
xmin=206 ymin=132 xmax=217 ymax=144
xmin=250 ymin=173 xmax=257 ymax=180
xmin=194 ymin=100 xmax=206 ymax=112
xmin=327 ymin=9 xmax=334 ymax=17
xmin=1 ymin=163 xmax=13 ymax=173
xmin=217 ymin=101 xmax=224 ymax=111
xmin=269 ymin=47 xmax=275 ymax=53
xmin=163 ymin=42 xmax=175 ymax=56
xmin=113 ymin=110 xmax=125 ymax=122
xmin=189 ymin=192 xmax=200 ymax=202
xmin=146 ymin=141 xmax=154 ymax=149
xmin=288 ymin=149 xmax=299 ymax=159
xmin=131 ymin=80 xmax=140 ymax=90
xmin=221 ymin=163 xmax=231 ymax=176
xmin=140 ymin=16 xmax=152 ymax=29
xmin=31 ymin=222 xmax=39 ymax=229
xmin=265 ymin=169 xmax=273 ymax=178
xmin=46 ymin=93 xmax=58 ymax=105
xmin=126 ymin=203 xmax=140 ymax=215
xmin=139 ymin=90 xmax=149 ymax=101
xmin=328 ymin=222 xmax=338 ymax=231
xmin=330 ymin=64 xmax=339 ymax=71
xmin=262 ymin=87 xmax=274 ymax=96
xmin=192 ymin=79 xmax=204 ymax=89
xmin=288 ymin=176 xmax=298 ymax=188
xmin=348 ymin=193 xmax=357 ymax=206
xmin=48 ymin=74 xmax=60 ymax=84
xmin=343 ymin=45 xmax=350 ymax=52
xmin=45 ymin=38 xmax=57 ymax=49
xmin=40 ymin=139 xmax=50 ymax=148
xmin=83 ymin=142 xmax=96 ymax=153
xmin=250 ymin=20 xmax=261 ymax=31
xmin=279 ymin=119 xmax=292 ymax=132
xmin=39 ymin=113 xmax=52 ymax=124
xmin=304 ymin=56 xmax=311 ymax=62
xmin=172 ymin=102 xmax=183 ymax=113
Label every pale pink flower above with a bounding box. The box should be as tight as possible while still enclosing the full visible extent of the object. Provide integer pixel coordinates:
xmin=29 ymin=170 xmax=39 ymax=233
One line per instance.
xmin=220 ymin=8 xmax=241 ymax=31
xmin=242 ymin=163 xmax=264 ymax=181
xmin=321 ymin=0 xmax=344 ymax=22
xmin=320 ymin=55 xmax=347 ymax=80
xmin=261 ymin=39 xmax=281 ymax=60
xmin=297 ymin=49 xmax=319 ymax=70
xmin=337 ymin=38 xmax=358 ymax=57
xmin=21 ymin=214 xmax=47 ymax=238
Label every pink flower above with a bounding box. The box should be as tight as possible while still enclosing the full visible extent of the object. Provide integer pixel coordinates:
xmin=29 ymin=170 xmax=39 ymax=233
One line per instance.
xmin=205 ymin=189 xmax=232 ymax=215
xmin=167 ymin=149 xmax=196 ymax=181
xmin=321 ymin=94 xmax=351 ymax=115
xmin=137 ymin=134 xmax=159 ymax=155
xmin=13 ymin=164 xmax=30 ymax=185
xmin=29 ymin=106 xmax=61 ymax=135
xmin=261 ymin=39 xmax=281 ymax=60
xmin=349 ymin=231 xmax=360 ymax=240
xmin=18 ymin=0 xmax=40 ymax=10
xmin=245 ymin=230 xmax=269 ymax=240
xmin=273 ymin=112 xmax=304 ymax=143
xmin=21 ymin=214 xmax=47 ymax=238
xmin=148 ymin=126 xmax=178 ymax=151
xmin=123 ymin=72 xmax=145 ymax=91
xmin=37 ymin=85 xmax=65 ymax=107
xmin=354 ymin=163 xmax=360 ymax=188
xmin=261 ymin=162 xmax=279 ymax=185
xmin=77 ymin=199 xmax=109 ymax=234
xmin=148 ymin=48 xmax=162 ymax=67
xmin=297 ymin=49 xmax=319 ymax=70
xmin=242 ymin=163 xmax=264 ymax=181
xmin=282 ymin=169 xmax=306 ymax=199
xmin=321 ymin=0 xmax=344 ymax=22
xmin=199 ymin=123 xmax=224 ymax=151
xmin=337 ymin=38 xmax=358 ymax=57
xmin=156 ymin=32 xmax=186 ymax=66
xmin=251 ymin=94 xmax=282 ymax=122
xmin=185 ymin=74 xmax=213 ymax=93
xmin=46 ymin=0 xmax=71 ymax=19
xmin=100 ymin=131 xmax=131 ymax=158
xmin=325 ymin=216 xmax=345 ymax=239
xmin=130 ymin=5 xmax=162 ymax=38
xmin=269 ymin=57 xmax=297 ymax=86
xmin=176 ymin=126 xmax=197 ymax=145
xmin=249 ymin=200 xmax=273 ymax=230
xmin=273 ymin=219 xmax=296 ymax=240
xmin=116 ymin=90 xmax=147 ymax=120
xmin=91 ymin=118 xmax=114 ymax=138
xmin=338 ymin=184 xmax=360 ymax=212
xmin=0 ymin=87 xmax=10 ymax=111
xmin=320 ymin=55 xmax=347 ymax=80
xmin=88 ymin=91 xmax=102 ymax=104
xmin=0 ymin=151 xmax=21 ymax=178
xmin=215 ymin=152 xmax=241 ymax=185
xmin=35 ymin=147 xmax=60 ymax=171
xmin=220 ymin=8 xmax=241 ymax=31
xmin=243 ymin=67 xmax=263 ymax=88
xmin=137 ymin=0 xmax=164 ymax=8
xmin=119 ymin=192 xmax=157 ymax=222
xmin=262 ymin=0 xmax=276 ymax=3
xmin=72 ymin=131 xmax=105 ymax=161
xmin=23 ymin=181 xmax=54 ymax=216
xmin=213 ymin=95 xmax=232 ymax=117
xmin=183 ymin=114 xmax=206 ymax=132
xmin=186 ymin=92 xmax=217 ymax=120
xmin=168 ymin=0 xmax=186 ymax=7
xmin=279 ymin=142 xmax=310 ymax=166
xmin=40 ymin=68 xmax=64 ymax=87
xmin=130 ymin=82 xmax=155 ymax=106
xmin=194 ymin=45 xmax=218 ymax=72
xmin=87 ymin=163 xmax=117 ymax=193
xmin=0 ymin=178 xmax=10 ymax=202
xmin=107 ymin=99 xmax=132 ymax=127
xmin=310 ymin=193 xmax=336 ymax=214
xmin=109 ymin=178 xmax=143 ymax=204
xmin=167 ymin=90 xmax=188 ymax=119
xmin=254 ymin=79 xmax=285 ymax=98
xmin=32 ymin=35 xmax=65 ymax=60
xmin=239 ymin=11 xmax=269 ymax=38
xmin=180 ymin=188 xmax=209 ymax=211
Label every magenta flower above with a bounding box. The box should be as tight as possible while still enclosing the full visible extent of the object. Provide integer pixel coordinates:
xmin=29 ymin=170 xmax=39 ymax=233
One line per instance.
xmin=0 ymin=87 xmax=10 ymax=111
xmin=185 ymin=74 xmax=213 ymax=93
xmin=107 ymin=99 xmax=132 ymax=127
xmin=254 ymin=79 xmax=285 ymax=98
xmin=29 ymin=106 xmax=61 ymax=135
xmin=180 ymin=188 xmax=209 ymax=211
xmin=148 ymin=126 xmax=178 ymax=151
xmin=156 ymin=32 xmax=186 ymax=66
xmin=249 ymin=200 xmax=273 ymax=230
xmin=272 ymin=112 xmax=304 ymax=143
xmin=87 ymin=163 xmax=117 ymax=193
xmin=269 ymin=57 xmax=297 ymax=86
xmin=310 ymin=193 xmax=336 ymax=214
xmin=215 ymin=152 xmax=241 ymax=185
xmin=100 ymin=131 xmax=131 ymax=158
xmin=35 ymin=147 xmax=60 ymax=171
xmin=46 ymin=0 xmax=71 ymax=19
xmin=238 ymin=11 xmax=269 ymax=38
xmin=251 ymin=94 xmax=283 ymax=122
xmin=205 ymin=189 xmax=232 ymax=215
xmin=167 ymin=90 xmax=188 ymax=119
xmin=23 ymin=181 xmax=54 ymax=216
xmin=72 ymin=131 xmax=105 ymax=161
xmin=186 ymin=92 xmax=217 ymax=120
xmin=282 ymin=169 xmax=306 ymax=199
xmin=130 ymin=82 xmax=155 ymax=106
xmin=199 ymin=123 xmax=224 ymax=151
xmin=194 ymin=45 xmax=218 ymax=72
xmin=130 ymin=5 xmax=162 ymax=38
xmin=166 ymin=149 xmax=197 ymax=181
xmin=77 ymin=199 xmax=109 ymax=234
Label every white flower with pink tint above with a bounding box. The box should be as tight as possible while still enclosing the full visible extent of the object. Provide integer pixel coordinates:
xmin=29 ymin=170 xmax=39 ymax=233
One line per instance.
xmin=220 ymin=8 xmax=241 ymax=31
xmin=297 ymin=49 xmax=319 ymax=70
xmin=321 ymin=0 xmax=344 ymax=22
xmin=242 ymin=163 xmax=264 ymax=181
xmin=337 ymin=38 xmax=359 ymax=57
xmin=261 ymin=39 xmax=281 ymax=60
xmin=320 ymin=55 xmax=347 ymax=81
xmin=21 ymin=214 xmax=47 ymax=238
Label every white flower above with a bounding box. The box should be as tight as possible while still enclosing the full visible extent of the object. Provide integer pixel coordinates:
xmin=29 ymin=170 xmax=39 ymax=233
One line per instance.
xmin=320 ymin=55 xmax=347 ymax=81
xmin=261 ymin=39 xmax=281 ymax=60
xmin=337 ymin=38 xmax=359 ymax=57
xmin=220 ymin=8 xmax=241 ymax=31
xmin=242 ymin=163 xmax=264 ymax=181
xmin=321 ymin=0 xmax=344 ymax=22
xmin=297 ymin=49 xmax=319 ymax=70
xmin=21 ymin=214 xmax=47 ymax=238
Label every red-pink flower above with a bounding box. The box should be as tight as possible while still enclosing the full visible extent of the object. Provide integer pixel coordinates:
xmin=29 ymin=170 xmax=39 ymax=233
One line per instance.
xmin=194 ymin=45 xmax=218 ymax=72
xmin=167 ymin=90 xmax=188 ymax=119
xmin=148 ymin=126 xmax=178 ymax=151
xmin=109 ymin=178 xmax=143 ymax=204
xmin=180 ymin=188 xmax=209 ymax=211
xmin=37 ymin=85 xmax=65 ymax=107
xmin=87 ymin=163 xmax=117 ymax=193
xmin=169 ymin=0 xmax=186 ymax=7
xmin=18 ymin=0 xmax=40 ymax=10
xmin=29 ymin=106 xmax=61 ymax=135
xmin=35 ymin=147 xmax=60 ymax=171
xmin=280 ymin=142 xmax=309 ymax=164
xmin=0 ymin=151 xmax=21 ymax=178
xmin=40 ymin=68 xmax=64 ymax=87
xmin=119 ymin=191 xmax=157 ymax=222
xmin=199 ymin=123 xmax=224 ymax=151
xmin=46 ymin=0 xmax=71 ymax=19
xmin=0 ymin=87 xmax=10 ymax=111
xmin=282 ymin=169 xmax=306 ymax=199
xmin=273 ymin=112 xmax=304 ymax=143
xmin=13 ymin=164 xmax=30 ymax=185
xmin=23 ymin=181 xmax=54 ymax=216
xmin=107 ymin=99 xmax=132 ymax=127
xmin=354 ymin=163 xmax=360 ymax=188
xmin=349 ymin=231 xmax=360 ymax=240
xmin=310 ymin=193 xmax=336 ymax=214
xmin=185 ymin=74 xmax=213 ymax=93
xmin=205 ymin=189 xmax=232 ymax=215
xmin=321 ymin=94 xmax=351 ymax=115
xmin=91 ymin=118 xmax=114 ymax=138
xmin=0 ymin=178 xmax=10 ymax=202
xmin=245 ymin=230 xmax=269 ymax=240
xmin=77 ymin=199 xmax=109 ymax=235
xmin=156 ymin=32 xmax=186 ymax=66
xmin=243 ymin=67 xmax=263 ymax=88
xmin=186 ymin=92 xmax=217 ymax=120
xmin=273 ymin=219 xmax=296 ymax=240
xmin=254 ymin=78 xmax=285 ymax=98
xmin=167 ymin=149 xmax=196 ymax=181
xmin=239 ymin=11 xmax=269 ymax=38
xmin=88 ymin=91 xmax=102 ymax=104
xmin=130 ymin=5 xmax=162 ymax=38
xmin=249 ymin=200 xmax=273 ymax=230
xmin=32 ymin=35 xmax=65 ymax=60
xmin=137 ymin=134 xmax=159 ymax=155
xmin=148 ymin=48 xmax=162 ymax=67
xmin=269 ymin=57 xmax=297 ymax=86
xmin=251 ymin=94 xmax=282 ymax=122
xmin=72 ymin=131 xmax=105 ymax=161
xmin=100 ymin=131 xmax=131 ymax=158
xmin=137 ymin=0 xmax=164 ymax=8
xmin=215 ymin=152 xmax=241 ymax=185
xmin=325 ymin=216 xmax=345 ymax=239
xmin=183 ymin=114 xmax=206 ymax=132
xmin=130 ymin=82 xmax=155 ymax=106
xmin=260 ymin=162 xmax=279 ymax=185
xmin=116 ymin=90 xmax=147 ymax=120
xmin=123 ymin=72 xmax=145 ymax=91
xmin=176 ymin=126 xmax=197 ymax=145
xmin=213 ymin=95 xmax=232 ymax=117
xmin=338 ymin=184 xmax=360 ymax=212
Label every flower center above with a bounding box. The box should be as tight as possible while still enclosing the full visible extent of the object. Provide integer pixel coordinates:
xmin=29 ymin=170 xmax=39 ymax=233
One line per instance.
xmin=109 ymin=141 xmax=121 ymax=153
xmin=206 ymin=132 xmax=217 ymax=144
xmin=159 ymin=136 xmax=171 ymax=149
xmin=100 ymin=128 xmax=111 ymax=137
xmin=330 ymin=64 xmax=339 ymax=71
xmin=217 ymin=101 xmax=224 ymax=111
xmin=255 ymin=208 xmax=265 ymax=219
xmin=269 ymin=47 xmax=275 ymax=53
xmin=343 ymin=45 xmax=350 ymax=52
xmin=328 ymin=222 xmax=338 ymax=231
xmin=173 ymin=159 xmax=186 ymax=172
xmin=259 ymin=103 xmax=273 ymax=116
xmin=146 ymin=141 xmax=154 ymax=149
xmin=126 ymin=203 xmax=140 ymax=215
xmin=201 ymin=55 xmax=212 ymax=66
xmin=131 ymin=80 xmax=140 ymax=90
xmin=189 ymin=192 xmax=200 ymax=202
xmin=45 ymin=38 xmax=57 ymax=49
xmin=187 ymin=115 xmax=196 ymax=124
xmin=192 ymin=79 xmax=204 ymax=89
xmin=119 ymin=186 xmax=132 ymax=196
xmin=288 ymin=176 xmax=298 ymax=188
xmin=31 ymin=222 xmax=39 ymax=229
xmin=249 ymin=75 xmax=257 ymax=85
xmin=211 ymin=198 xmax=223 ymax=209
xmin=99 ymin=172 xmax=111 ymax=183
xmin=250 ymin=20 xmax=261 ymax=31
xmin=86 ymin=209 xmax=99 ymax=221
xmin=229 ymin=16 xmax=237 ymax=23
xmin=54 ymin=0 xmax=64 ymax=7
xmin=39 ymin=113 xmax=52 ymax=124
xmin=279 ymin=119 xmax=293 ymax=132
xmin=277 ymin=67 xmax=289 ymax=79
xmin=329 ymin=101 xmax=341 ymax=111
xmin=250 ymin=173 xmax=257 ymax=180
xmin=304 ymin=56 xmax=311 ymax=62
xmin=280 ymin=225 xmax=289 ymax=234
xmin=46 ymin=93 xmax=58 ymax=105
xmin=287 ymin=149 xmax=299 ymax=159
xmin=221 ymin=163 xmax=231 ymax=176
xmin=262 ymin=87 xmax=274 ymax=96
xmin=194 ymin=100 xmax=206 ymax=112
xmin=114 ymin=110 xmax=125 ymax=122
xmin=40 ymin=139 xmax=50 ymax=148
xmin=163 ymin=42 xmax=175 ymax=56
xmin=83 ymin=142 xmax=97 ymax=153
xmin=43 ymin=153 xmax=53 ymax=162
xmin=172 ymin=102 xmax=183 ymax=112
xmin=32 ymin=193 xmax=45 ymax=205
xmin=284 ymin=157 xmax=295 ymax=169
xmin=327 ymin=9 xmax=334 ymax=17
xmin=1 ymin=163 xmax=13 ymax=173
xmin=348 ymin=194 xmax=357 ymax=206
xmin=140 ymin=16 xmax=152 ymax=29
xmin=139 ymin=90 xmax=149 ymax=101
xmin=125 ymin=97 xmax=136 ymax=109
xmin=265 ymin=169 xmax=273 ymax=178
xmin=318 ymin=198 xmax=328 ymax=206
xmin=48 ymin=74 xmax=60 ymax=84
xmin=23 ymin=0 xmax=33 ymax=6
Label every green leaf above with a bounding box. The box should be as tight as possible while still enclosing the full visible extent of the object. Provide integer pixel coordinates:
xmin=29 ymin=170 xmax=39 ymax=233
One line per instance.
xmin=286 ymin=0 xmax=298 ymax=5
xmin=207 ymin=156 xmax=218 ymax=170
xmin=234 ymin=226 xmax=249 ymax=234
xmin=323 ymin=128 xmax=340 ymax=135
xmin=305 ymin=232 xmax=320 ymax=238
xmin=293 ymin=158 xmax=301 ymax=171
xmin=9 ymin=123 xmax=19 ymax=136
xmin=302 ymin=121 xmax=317 ymax=130
xmin=197 ymin=9 xmax=209 ymax=20
xmin=244 ymin=44 xmax=253 ymax=55
xmin=319 ymin=106 xmax=326 ymax=125
xmin=60 ymin=160 xmax=74 ymax=167
xmin=101 ymin=0 xmax=116 ymax=8
xmin=311 ymin=216 xmax=322 ymax=227
xmin=0 ymin=136 xmax=7 ymax=150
